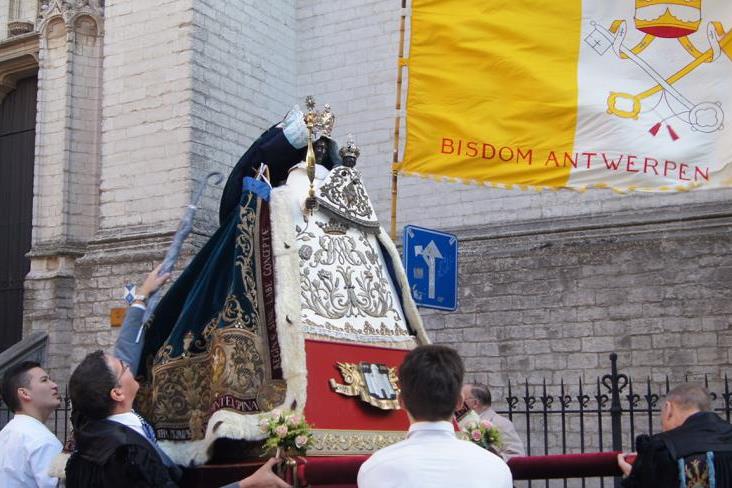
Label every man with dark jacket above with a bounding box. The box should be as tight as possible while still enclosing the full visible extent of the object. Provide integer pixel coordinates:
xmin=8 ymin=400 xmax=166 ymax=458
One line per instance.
xmin=618 ymin=383 xmax=732 ymax=487
xmin=67 ymin=263 xmax=287 ymax=487
xmin=66 ymin=350 xmax=288 ymax=487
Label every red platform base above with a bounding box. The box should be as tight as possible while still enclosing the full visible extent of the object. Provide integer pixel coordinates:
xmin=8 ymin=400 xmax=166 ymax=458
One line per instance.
xmin=303 ymin=339 xmax=412 ymax=455
xmin=182 ymin=452 xmax=626 ymax=487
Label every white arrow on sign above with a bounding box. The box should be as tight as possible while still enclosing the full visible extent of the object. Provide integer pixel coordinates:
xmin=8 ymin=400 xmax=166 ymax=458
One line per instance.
xmin=414 ymin=240 xmax=443 ymax=300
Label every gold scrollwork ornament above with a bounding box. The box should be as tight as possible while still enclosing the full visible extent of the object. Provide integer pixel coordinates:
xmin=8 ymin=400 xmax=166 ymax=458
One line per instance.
xmin=329 ymin=362 xmax=400 ymax=410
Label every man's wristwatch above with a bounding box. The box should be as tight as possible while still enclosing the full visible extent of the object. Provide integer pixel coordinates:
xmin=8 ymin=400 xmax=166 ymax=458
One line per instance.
xmin=132 ymin=294 xmax=148 ymax=304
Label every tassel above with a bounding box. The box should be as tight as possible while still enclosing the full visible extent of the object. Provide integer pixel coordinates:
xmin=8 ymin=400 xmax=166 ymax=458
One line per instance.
xmin=649 ymin=122 xmax=662 ymax=136
xmin=667 ymin=125 xmax=679 ymax=141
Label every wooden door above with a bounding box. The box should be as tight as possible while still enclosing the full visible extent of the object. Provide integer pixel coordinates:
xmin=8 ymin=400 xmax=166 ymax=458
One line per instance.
xmin=0 ymin=76 xmax=37 ymax=352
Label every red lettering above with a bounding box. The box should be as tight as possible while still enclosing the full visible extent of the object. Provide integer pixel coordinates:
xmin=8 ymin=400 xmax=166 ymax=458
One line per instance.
xmin=664 ymin=160 xmax=677 ymax=177
xmin=643 ymin=157 xmax=659 ymax=175
xmin=581 ymin=152 xmax=596 ymax=169
xmin=694 ymin=166 xmax=709 ymax=182
xmin=544 ymin=151 xmax=560 ymax=167
xmin=466 ymin=141 xmax=478 ymax=158
xmin=625 ymin=155 xmax=639 ymax=173
xmin=456 ymin=139 xmax=462 ymax=155
xmin=499 ymin=146 xmax=514 ymax=162
xmin=482 ymin=144 xmax=495 ymax=159
xmin=517 ymin=147 xmax=533 ymax=165
xmin=441 ymin=138 xmax=454 ymax=154
xmin=563 ymin=152 xmax=578 ymax=168
xmin=602 ymin=154 xmax=622 ymax=170
xmin=678 ymin=163 xmax=691 ymax=181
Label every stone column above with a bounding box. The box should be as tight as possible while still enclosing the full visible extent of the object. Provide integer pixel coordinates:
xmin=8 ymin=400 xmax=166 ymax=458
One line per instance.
xmin=24 ymin=0 xmax=103 ymax=385
xmin=69 ymin=0 xmax=196 ymax=367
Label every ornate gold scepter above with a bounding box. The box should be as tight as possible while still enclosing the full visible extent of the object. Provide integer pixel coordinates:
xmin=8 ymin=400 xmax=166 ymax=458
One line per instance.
xmin=304 ymin=96 xmax=318 ymax=214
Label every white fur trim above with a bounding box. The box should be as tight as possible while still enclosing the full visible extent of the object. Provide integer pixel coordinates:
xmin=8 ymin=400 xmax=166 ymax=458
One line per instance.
xmin=48 ymin=451 xmax=69 ymax=479
xmin=377 ymin=227 xmax=431 ymax=345
xmin=159 ymin=408 xmax=270 ymax=466
xmin=159 ymin=438 xmax=209 ymax=466
xmin=269 ymin=187 xmax=308 ymax=413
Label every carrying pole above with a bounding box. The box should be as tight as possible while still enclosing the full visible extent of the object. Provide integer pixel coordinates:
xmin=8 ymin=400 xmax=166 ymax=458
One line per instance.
xmin=390 ymin=0 xmax=408 ymax=240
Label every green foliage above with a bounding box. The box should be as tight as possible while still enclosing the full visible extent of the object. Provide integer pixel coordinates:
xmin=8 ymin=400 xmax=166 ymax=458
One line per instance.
xmin=259 ymin=409 xmax=314 ymax=456
xmin=462 ymin=419 xmax=503 ymax=452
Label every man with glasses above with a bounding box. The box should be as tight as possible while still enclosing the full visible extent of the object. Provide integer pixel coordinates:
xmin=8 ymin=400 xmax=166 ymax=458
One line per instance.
xmin=64 ymin=265 xmax=289 ymax=487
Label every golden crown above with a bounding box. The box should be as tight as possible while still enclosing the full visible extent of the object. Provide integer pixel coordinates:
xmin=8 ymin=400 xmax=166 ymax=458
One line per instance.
xmin=304 ymin=96 xmax=335 ymax=138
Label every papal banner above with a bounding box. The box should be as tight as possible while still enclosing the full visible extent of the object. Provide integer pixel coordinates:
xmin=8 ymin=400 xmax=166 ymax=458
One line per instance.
xmin=400 ymin=0 xmax=732 ymax=191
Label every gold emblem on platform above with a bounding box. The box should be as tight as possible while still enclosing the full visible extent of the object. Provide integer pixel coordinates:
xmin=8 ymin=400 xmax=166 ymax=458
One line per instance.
xmin=329 ymin=362 xmax=400 ymax=410
xmin=309 ymin=429 xmax=406 ymax=455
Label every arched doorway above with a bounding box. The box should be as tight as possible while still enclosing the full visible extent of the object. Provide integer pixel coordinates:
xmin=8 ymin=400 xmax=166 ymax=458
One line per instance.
xmin=0 ymin=76 xmax=37 ymax=352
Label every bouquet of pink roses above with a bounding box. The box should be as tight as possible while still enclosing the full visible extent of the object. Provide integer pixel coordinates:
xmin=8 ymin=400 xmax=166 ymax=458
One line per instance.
xmin=259 ymin=409 xmax=314 ymax=456
xmin=462 ymin=419 xmax=502 ymax=453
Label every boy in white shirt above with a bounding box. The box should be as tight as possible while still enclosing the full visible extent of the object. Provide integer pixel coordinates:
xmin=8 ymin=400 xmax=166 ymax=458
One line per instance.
xmin=0 ymin=361 xmax=62 ymax=487
xmin=358 ymin=345 xmax=513 ymax=488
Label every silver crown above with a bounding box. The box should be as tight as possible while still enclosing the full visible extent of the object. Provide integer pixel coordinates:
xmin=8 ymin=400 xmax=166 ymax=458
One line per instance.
xmin=339 ymin=134 xmax=360 ymax=167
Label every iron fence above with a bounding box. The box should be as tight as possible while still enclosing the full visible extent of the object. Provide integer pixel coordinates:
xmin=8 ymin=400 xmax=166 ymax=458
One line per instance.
xmin=496 ymin=353 xmax=731 ymax=487
xmin=1 ymin=353 xmax=729 ymax=487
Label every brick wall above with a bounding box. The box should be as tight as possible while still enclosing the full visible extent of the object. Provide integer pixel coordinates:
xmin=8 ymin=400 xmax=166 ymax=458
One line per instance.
xmin=70 ymin=234 xmax=206 ymax=366
xmin=70 ymin=0 xmax=300 ymax=368
xmin=189 ymin=0 xmax=297 ymax=234
xmin=24 ymin=6 xmax=105 ymax=385
xmin=419 ymin=204 xmax=732 ymax=460
xmin=421 ymin=205 xmax=732 ymax=386
xmin=99 ymin=0 xmax=194 ymax=234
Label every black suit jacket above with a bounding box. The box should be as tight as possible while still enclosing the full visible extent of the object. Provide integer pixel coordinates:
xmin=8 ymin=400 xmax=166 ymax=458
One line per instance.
xmin=66 ymin=419 xmax=179 ymax=488
xmin=622 ymin=412 xmax=732 ymax=487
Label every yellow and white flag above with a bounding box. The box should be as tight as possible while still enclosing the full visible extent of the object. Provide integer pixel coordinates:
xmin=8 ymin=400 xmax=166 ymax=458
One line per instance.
xmin=401 ymin=0 xmax=732 ymax=191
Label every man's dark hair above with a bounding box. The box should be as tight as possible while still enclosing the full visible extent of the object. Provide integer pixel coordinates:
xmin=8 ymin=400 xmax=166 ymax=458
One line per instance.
xmin=667 ymin=383 xmax=712 ymax=412
xmin=1 ymin=361 xmax=41 ymax=412
xmin=468 ymin=382 xmax=492 ymax=407
xmin=399 ymin=345 xmax=464 ymax=421
xmin=69 ymin=350 xmax=117 ymax=422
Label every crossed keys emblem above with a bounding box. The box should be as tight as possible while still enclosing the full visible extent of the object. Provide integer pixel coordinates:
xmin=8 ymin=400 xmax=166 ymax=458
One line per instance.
xmin=585 ymin=0 xmax=731 ymax=140
xmin=329 ymin=362 xmax=401 ymax=410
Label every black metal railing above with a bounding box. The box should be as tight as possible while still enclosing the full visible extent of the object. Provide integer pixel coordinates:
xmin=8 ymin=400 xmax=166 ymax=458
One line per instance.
xmin=1 ymin=353 xmax=729 ymax=487
xmin=497 ymin=353 xmax=731 ymax=487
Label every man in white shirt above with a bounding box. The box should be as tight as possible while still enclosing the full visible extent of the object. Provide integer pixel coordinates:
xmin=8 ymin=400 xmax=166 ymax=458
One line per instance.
xmin=357 ymin=345 xmax=513 ymax=488
xmin=0 ymin=361 xmax=63 ymax=487
xmin=462 ymin=382 xmax=526 ymax=460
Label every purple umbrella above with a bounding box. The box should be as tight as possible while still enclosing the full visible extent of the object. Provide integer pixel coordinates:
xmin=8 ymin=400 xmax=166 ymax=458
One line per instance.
xmin=136 ymin=171 xmax=224 ymax=342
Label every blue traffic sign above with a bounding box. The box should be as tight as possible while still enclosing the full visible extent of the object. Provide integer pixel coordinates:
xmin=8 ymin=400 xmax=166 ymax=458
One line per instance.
xmin=403 ymin=225 xmax=458 ymax=311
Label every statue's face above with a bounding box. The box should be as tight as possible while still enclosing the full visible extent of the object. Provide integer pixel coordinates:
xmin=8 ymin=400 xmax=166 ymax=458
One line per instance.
xmin=314 ymin=139 xmax=328 ymax=164
xmin=634 ymin=0 xmax=702 ymax=38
